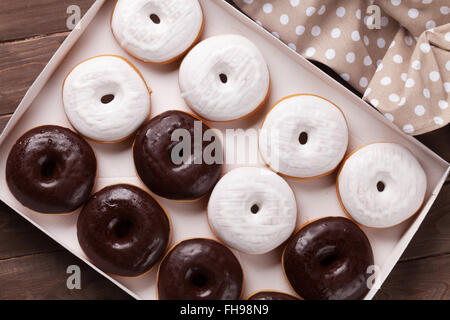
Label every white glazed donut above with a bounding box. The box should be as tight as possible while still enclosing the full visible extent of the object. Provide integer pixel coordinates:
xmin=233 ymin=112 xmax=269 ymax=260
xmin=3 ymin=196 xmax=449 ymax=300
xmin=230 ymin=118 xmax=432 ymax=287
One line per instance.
xmin=259 ymin=94 xmax=348 ymax=179
xmin=63 ymin=55 xmax=151 ymax=143
xmin=337 ymin=142 xmax=427 ymax=228
xmin=111 ymin=0 xmax=204 ymax=64
xmin=207 ymin=167 xmax=297 ymax=255
xmin=179 ymin=34 xmax=270 ymax=122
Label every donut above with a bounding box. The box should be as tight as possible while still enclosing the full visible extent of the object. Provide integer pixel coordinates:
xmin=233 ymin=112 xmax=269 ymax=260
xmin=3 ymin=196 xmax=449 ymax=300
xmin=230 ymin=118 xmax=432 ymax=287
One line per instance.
xmin=179 ymin=34 xmax=270 ymax=122
xmin=246 ymin=291 xmax=299 ymax=300
xmin=207 ymin=167 xmax=297 ymax=255
xmin=157 ymin=238 xmax=243 ymax=300
xmin=62 ymin=55 xmax=151 ymax=143
xmin=6 ymin=125 xmax=96 ymax=214
xmin=337 ymin=142 xmax=427 ymax=228
xmin=77 ymin=184 xmax=171 ymax=277
xmin=282 ymin=217 xmax=374 ymax=300
xmin=111 ymin=0 xmax=204 ymax=64
xmin=133 ymin=110 xmax=222 ymax=201
xmin=259 ymin=94 xmax=348 ymax=179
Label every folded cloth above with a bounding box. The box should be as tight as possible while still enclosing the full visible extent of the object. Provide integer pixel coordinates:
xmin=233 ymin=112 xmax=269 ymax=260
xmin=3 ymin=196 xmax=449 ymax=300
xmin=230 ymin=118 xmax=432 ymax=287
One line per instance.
xmin=233 ymin=0 xmax=449 ymax=135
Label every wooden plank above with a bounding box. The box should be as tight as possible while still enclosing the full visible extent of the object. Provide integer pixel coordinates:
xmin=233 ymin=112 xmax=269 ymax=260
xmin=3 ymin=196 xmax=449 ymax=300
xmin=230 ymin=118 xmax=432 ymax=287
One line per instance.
xmin=374 ymin=254 xmax=450 ymax=300
xmin=0 ymin=0 xmax=95 ymax=42
xmin=0 ymin=33 xmax=68 ymax=115
xmin=0 ymin=251 xmax=131 ymax=299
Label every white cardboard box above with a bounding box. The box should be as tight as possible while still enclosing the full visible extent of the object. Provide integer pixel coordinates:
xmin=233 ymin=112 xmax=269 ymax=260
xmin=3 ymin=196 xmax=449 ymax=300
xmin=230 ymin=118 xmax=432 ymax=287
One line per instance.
xmin=0 ymin=0 xmax=448 ymax=300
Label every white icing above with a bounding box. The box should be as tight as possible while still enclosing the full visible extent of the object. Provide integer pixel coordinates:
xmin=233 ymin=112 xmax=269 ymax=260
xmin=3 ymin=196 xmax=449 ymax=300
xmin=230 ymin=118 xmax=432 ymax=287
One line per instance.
xmin=207 ymin=167 xmax=297 ymax=255
xmin=338 ymin=143 xmax=427 ymax=228
xmin=111 ymin=0 xmax=203 ymax=63
xmin=259 ymin=95 xmax=348 ymax=178
xmin=63 ymin=56 xmax=150 ymax=142
xmin=179 ymin=34 xmax=270 ymax=122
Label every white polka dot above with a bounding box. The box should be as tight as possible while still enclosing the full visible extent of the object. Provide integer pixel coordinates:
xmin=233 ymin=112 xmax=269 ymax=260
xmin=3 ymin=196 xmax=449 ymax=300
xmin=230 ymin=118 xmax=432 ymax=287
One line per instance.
xmin=311 ymin=26 xmax=321 ymax=36
xmin=351 ymin=30 xmax=360 ymax=41
xmin=377 ymin=38 xmax=386 ymax=48
xmin=398 ymin=97 xmax=406 ymax=106
xmin=445 ymin=32 xmax=450 ymax=42
xmin=405 ymin=78 xmax=415 ymax=88
xmin=404 ymin=36 xmax=413 ymax=46
xmin=426 ymin=20 xmax=436 ymax=29
xmin=356 ymin=9 xmax=361 ymax=20
xmin=393 ymin=54 xmax=403 ymax=63
xmin=423 ymin=88 xmax=430 ymax=98
xmin=331 ymin=28 xmax=341 ymax=38
xmin=391 ymin=0 xmax=401 ymax=6
xmin=272 ymin=31 xmax=280 ymax=39
xmin=336 ymin=7 xmax=346 ymax=17
xmin=401 ymin=73 xmax=408 ymax=81
xmin=296 ymin=25 xmax=305 ymax=35
xmin=305 ymin=47 xmax=316 ymax=57
xmin=381 ymin=16 xmax=389 ymax=27
xmin=445 ymin=82 xmax=450 ymax=92
xmin=243 ymin=0 xmax=253 ymax=3
xmin=376 ymin=63 xmax=383 ymax=72
xmin=359 ymin=77 xmax=368 ymax=88
xmin=280 ymin=14 xmax=289 ymax=25
xmin=389 ymin=40 xmax=396 ymax=48
xmin=429 ymin=71 xmax=440 ymax=82
xmin=381 ymin=77 xmax=391 ymax=86
xmin=415 ymin=105 xmax=426 ymax=116
xmin=446 ymin=61 xmax=450 ymax=71
xmin=263 ymin=3 xmax=273 ymax=14
xmin=420 ymin=43 xmax=431 ymax=53
xmin=290 ymin=0 xmax=300 ymax=7
xmin=325 ymin=48 xmax=336 ymax=60
xmin=403 ymin=124 xmax=414 ymax=134
xmin=377 ymin=60 xmax=382 ymax=67
xmin=363 ymin=87 xmax=372 ymax=97
xmin=363 ymin=35 xmax=370 ymax=46
xmin=389 ymin=93 xmax=400 ymax=102
xmin=288 ymin=43 xmax=297 ymax=51
xmin=438 ymin=100 xmax=448 ymax=109
xmin=363 ymin=56 xmax=372 ymax=66
xmin=408 ymin=8 xmax=419 ymax=19
xmin=318 ymin=5 xmax=326 ymax=15
xmin=306 ymin=6 xmax=316 ymax=16
xmin=441 ymin=6 xmax=449 ymax=15
xmin=370 ymin=99 xmax=379 ymax=107
xmin=340 ymin=73 xmax=350 ymax=81
xmin=412 ymin=60 xmax=421 ymax=70
xmin=346 ymin=52 xmax=355 ymax=63
xmin=434 ymin=117 xmax=444 ymax=125
xmin=422 ymin=0 xmax=432 ymax=4
xmin=385 ymin=113 xmax=394 ymax=122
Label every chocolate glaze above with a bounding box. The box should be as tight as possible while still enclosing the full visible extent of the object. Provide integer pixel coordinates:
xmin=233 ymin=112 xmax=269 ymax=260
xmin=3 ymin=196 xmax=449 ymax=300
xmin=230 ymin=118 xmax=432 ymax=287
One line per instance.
xmin=283 ymin=217 xmax=374 ymax=300
xmin=248 ymin=291 xmax=299 ymax=301
xmin=133 ymin=110 xmax=222 ymax=200
xmin=6 ymin=125 xmax=96 ymax=214
xmin=158 ymin=238 xmax=243 ymax=300
xmin=77 ymin=184 xmax=171 ymax=277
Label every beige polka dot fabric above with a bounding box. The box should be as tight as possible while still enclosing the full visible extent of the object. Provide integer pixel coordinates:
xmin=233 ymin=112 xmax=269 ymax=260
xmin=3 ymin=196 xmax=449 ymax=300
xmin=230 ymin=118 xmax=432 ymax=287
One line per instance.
xmin=234 ymin=0 xmax=449 ymax=135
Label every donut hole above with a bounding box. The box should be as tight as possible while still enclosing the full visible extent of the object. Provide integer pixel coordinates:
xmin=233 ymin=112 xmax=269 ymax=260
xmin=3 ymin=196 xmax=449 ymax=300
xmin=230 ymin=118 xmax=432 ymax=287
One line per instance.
xmin=316 ymin=246 xmax=340 ymax=268
xmin=219 ymin=73 xmax=228 ymax=84
xmin=186 ymin=267 xmax=209 ymax=288
xmin=250 ymin=204 xmax=260 ymax=214
xmin=109 ymin=217 xmax=133 ymax=239
xmin=298 ymin=132 xmax=308 ymax=145
xmin=149 ymin=13 xmax=161 ymax=24
xmin=319 ymin=253 xmax=339 ymax=267
xmin=101 ymin=94 xmax=115 ymax=104
xmin=377 ymin=181 xmax=385 ymax=192
xmin=41 ymin=159 xmax=57 ymax=179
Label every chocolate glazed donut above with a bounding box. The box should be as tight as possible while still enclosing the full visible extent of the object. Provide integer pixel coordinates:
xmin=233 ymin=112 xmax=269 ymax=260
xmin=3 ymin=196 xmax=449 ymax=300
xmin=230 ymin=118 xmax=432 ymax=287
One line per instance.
xmin=283 ymin=217 xmax=374 ymax=300
xmin=247 ymin=291 xmax=299 ymax=300
xmin=77 ymin=184 xmax=171 ymax=277
xmin=133 ymin=110 xmax=222 ymax=201
xmin=157 ymin=238 xmax=243 ymax=300
xmin=6 ymin=125 xmax=96 ymax=214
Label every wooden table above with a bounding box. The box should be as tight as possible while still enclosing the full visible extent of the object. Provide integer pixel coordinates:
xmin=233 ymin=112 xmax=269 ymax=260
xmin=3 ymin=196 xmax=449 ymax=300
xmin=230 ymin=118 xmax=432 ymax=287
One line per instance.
xmin=0 ymin=0 xmax=449 ymax=300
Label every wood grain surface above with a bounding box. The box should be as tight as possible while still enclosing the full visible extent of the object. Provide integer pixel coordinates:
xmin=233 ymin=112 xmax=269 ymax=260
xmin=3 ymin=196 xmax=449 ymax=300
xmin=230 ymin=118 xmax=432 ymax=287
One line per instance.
xmin=0 ymin=0 xmax=448 ymax=300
